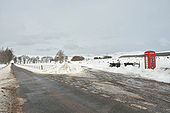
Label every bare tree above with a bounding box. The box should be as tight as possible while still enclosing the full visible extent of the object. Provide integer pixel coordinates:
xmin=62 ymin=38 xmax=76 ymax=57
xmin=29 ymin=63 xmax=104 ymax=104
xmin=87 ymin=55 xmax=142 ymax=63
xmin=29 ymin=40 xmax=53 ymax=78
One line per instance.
xmin=21 ymin=55 xmax=26 ymax=64
xmin=30 ymin=57 xmax=36 ymax=63
xmin=65 ymin=56 xmax=68 ymax=62
xmin=41 ymin=56 xmax=53 ymax=63
xmin=18 ymin=57 xmax=22 ymax=64
xmin=0 ymin=48 xmax=14 ymax=64
xmin=35 ymin=56 xmax=39 ymax=63
xmin=13 ymin=56 xmax=17 ymax=63
xmin=54 ymin=50 xmax=65 ymax=64
xmin=17 ymin=55 xmax=31 ymax=64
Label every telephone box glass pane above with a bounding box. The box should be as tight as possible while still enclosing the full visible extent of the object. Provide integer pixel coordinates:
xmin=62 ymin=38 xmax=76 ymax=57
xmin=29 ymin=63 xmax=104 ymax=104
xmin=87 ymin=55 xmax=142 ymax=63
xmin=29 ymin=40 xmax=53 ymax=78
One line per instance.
xmin=151 ymin=55 xmax=155 ymax=69
xmin=146 ymin=56 xmax=148 ymax=68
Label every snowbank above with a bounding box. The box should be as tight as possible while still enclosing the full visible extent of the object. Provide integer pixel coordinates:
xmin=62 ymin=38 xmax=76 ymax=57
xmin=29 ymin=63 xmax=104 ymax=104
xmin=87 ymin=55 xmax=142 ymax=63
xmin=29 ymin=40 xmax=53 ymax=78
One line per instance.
xmin=0 ymin=65 xmax=16 ymax=112
xmin=0 ymin=64 xmax=6 ymax=69
xmin=17 ymin=62 xmax=83 ymax=74
xmin=16 ymin=63 xmax=54 ymax=74
xmin=44 ymin=62 xmax=83 ymax=74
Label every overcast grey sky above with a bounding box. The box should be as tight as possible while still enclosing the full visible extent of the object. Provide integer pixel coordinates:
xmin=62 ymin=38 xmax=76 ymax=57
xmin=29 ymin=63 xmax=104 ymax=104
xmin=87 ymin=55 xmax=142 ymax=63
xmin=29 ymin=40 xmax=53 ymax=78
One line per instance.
xmin=0 ymin=0 xmax=170 ymax=55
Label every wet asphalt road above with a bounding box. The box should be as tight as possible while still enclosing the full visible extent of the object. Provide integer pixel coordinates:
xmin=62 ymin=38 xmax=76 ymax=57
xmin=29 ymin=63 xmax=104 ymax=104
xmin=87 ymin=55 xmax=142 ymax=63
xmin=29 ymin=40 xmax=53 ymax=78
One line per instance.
xmin=12 ymin=65 xmax=170 ymax=113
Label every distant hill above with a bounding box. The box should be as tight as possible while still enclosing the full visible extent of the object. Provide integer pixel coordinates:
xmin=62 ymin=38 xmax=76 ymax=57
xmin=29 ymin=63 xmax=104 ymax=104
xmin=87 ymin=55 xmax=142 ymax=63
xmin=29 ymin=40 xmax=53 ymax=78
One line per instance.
xmin=119 ymin=52 xmax=170 ymax=58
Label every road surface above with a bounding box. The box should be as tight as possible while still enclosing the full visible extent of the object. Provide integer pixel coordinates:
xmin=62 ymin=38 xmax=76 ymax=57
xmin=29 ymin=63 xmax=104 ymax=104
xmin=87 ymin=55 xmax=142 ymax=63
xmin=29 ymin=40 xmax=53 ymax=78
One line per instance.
xmin=12 ymin=65 xmax=170 ymax=113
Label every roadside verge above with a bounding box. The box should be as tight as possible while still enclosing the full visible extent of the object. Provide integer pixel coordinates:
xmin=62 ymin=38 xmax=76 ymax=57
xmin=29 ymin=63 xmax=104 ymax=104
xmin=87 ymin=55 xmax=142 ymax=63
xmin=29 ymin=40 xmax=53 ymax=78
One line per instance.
xmin=0 ymin=65 xmax=22 ymax=113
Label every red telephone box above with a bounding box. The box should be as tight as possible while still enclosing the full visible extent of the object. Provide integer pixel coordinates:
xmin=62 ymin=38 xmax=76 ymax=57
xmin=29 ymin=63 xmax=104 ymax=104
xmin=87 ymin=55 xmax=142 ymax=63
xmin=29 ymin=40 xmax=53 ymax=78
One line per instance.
xmin=144 ymin=51 xmax=156 ymax=69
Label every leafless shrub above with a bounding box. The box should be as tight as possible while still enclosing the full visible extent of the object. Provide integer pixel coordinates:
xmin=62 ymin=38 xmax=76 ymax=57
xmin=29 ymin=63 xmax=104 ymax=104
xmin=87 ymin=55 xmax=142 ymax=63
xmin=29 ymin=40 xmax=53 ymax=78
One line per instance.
xmin=103 ymin=56 xmax=112 ymax=59
xmin=71 ymin=56 xmax=85 ymax=61
xmin=94 ymin=56 xmax=112 ymax=59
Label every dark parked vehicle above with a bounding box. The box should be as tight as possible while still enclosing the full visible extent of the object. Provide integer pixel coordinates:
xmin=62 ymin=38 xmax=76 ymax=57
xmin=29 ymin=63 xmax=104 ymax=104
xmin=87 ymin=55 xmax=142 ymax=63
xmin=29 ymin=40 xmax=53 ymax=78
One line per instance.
xmin=109 ymin=62 xmax=121 ymax=68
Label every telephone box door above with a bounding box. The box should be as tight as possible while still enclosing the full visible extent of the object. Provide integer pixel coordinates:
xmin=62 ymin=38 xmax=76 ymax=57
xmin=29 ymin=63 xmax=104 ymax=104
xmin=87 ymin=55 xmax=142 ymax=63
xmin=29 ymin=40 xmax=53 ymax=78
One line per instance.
xmin=151 ymin=55 xmax=155 ymax=69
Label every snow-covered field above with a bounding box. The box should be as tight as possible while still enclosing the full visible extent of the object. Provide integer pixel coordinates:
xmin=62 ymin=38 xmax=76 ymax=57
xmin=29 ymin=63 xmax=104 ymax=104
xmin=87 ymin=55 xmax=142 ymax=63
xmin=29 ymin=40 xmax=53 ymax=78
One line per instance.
xmin=80 ymin=56 xmax=170 ymax=83
xmin=0 ymin=65 xmax=17 ymax=112
xmin=0 ymin=64 xmax=6 ymax=69
xmin=16 ymin=53 xmax=170 ymax=83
